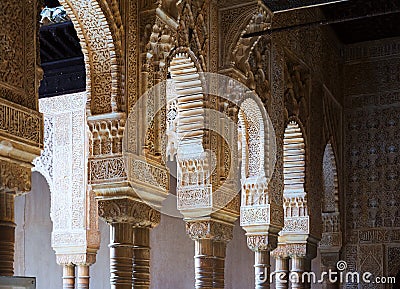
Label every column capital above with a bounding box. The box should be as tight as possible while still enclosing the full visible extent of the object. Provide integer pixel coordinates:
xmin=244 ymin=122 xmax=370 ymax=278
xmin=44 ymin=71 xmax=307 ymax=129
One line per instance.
xmin=98 ymin=198 xmax=161 ymax=228
xmin=273 ymin=242 xmax=318 ymax=259
xmin=56 ymin=253 xmax=97 ymax=266
xmin=185 ymin=220 xmax=233 ymax=242
xmin=0 ymin=159 xmax=32 ymax=195
xmin=247 ymin=234 xmax=278 ymax=252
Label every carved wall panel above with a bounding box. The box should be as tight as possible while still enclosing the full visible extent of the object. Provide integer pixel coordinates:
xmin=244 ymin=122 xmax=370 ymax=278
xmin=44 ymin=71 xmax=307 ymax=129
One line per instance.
xmin=33 ymin=92 xmax=100 ymax=265
xmin=0 ymin=0 xmax=43 ymax=187
xmin=0 ymin=0 xmax=41 ymax=110
xmin=343 ymin=37 xmax=400 ymax=286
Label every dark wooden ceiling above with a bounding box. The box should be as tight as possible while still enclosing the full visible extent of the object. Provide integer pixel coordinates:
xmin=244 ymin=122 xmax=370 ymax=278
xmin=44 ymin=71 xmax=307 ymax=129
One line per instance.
xmin=263 ymin=0 xmax=347 ymax=12
xmin=263 ymin=0 xmax=400 ymax=44
xmin=43 ymin=0 xmax=61 ymax=8
xmin=39 ymin=1 xmax=85 ymax=98
xmin=321 ymin=0 xmax=400 ymax=44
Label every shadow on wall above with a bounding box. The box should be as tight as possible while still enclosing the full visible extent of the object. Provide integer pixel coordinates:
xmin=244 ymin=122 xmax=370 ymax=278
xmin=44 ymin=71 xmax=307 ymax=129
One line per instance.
xmin=14 ymin=172 xmax=62 ymax=289
xmin=13 ymin=172 xmax=112 ymax=289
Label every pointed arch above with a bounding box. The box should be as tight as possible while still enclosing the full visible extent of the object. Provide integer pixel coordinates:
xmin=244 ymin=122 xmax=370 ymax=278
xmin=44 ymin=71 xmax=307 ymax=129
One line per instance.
xmin=319 ymin=141 xmax=342 ymax=269
xmin=59 ymin=0 xmax=121 ymax=115
xmin=238 ymin=95 xmax=276 ymax=209
xmin=322 ymin=142 xmax=339 ymax=213
xmin=238 ymin=98 xmax=266 ymax=180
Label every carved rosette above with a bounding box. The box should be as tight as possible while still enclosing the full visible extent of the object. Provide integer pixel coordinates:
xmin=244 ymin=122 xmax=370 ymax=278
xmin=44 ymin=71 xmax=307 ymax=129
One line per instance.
xmin=98 ymin=198 xmax=161 ymax=228
xmin=186 ymin=220 xmax=234 ymax=243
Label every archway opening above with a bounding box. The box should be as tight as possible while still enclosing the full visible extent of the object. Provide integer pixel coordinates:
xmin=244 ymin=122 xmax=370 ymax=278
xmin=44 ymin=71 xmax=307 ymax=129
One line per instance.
xmin=39 ymin=0 xmax=85 ymax=98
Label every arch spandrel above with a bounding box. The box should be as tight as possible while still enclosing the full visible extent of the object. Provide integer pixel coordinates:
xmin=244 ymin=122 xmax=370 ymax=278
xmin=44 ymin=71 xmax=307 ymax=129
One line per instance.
xmin=59 ymin=0 xmax=121 ymax=115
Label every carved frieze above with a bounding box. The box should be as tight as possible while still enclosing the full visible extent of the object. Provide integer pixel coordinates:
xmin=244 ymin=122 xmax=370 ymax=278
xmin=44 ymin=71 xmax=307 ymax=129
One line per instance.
xmin=273 ymin=243 xmax=317 ymax=259
xmin=176 ymin=0 xmax=209 ymax=71
xmin=0 ymin=0 xmax=39 ymax=110
xmin=89 ymin=156 xmax=126 ymax=184
xmin=240 ymin=206 xmax=270 ymax=226
xmin=0 ymin=99 xmax=43 ymax=147
xmin=177 ymin=185 xmax=212 ymax=210
xmin=344 ymin=39 xmax=400 ymax=285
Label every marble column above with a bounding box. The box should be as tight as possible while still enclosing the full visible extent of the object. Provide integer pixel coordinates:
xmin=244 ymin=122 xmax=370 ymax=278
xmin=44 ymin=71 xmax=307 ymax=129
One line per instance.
xmin=133 ymin=227 xmax=151 ymax=289
xmin=77 ymin=264 xmax=90 ymax=289
xmin=98 ymin=198 xmax=160 ymax=289
xmin=194 ymin=238 xmax=214 ymax=289
xmin=0 ymin=192 xmax=15 ymax=276
xmin=254 ymin=250 xmax=270 ymax=289
xmin=274 ymin=257 xmax=289 ymax=289
xmin=290 ymin=256 xmax=306 ymax=289
xmin=246 ymin=234 xmax=279 ymax=289
xmin=109 ymin=222 xmax=134 ymax=289
xmin=186 ymin=220 xmax=233 ymax=289
xmin=212 ymin=241 xmax=226 ymax=288
xmin=62 ymin=264 xmax=76 ymax=289
xmin=289 ymin=256 xmax=313 ymax=289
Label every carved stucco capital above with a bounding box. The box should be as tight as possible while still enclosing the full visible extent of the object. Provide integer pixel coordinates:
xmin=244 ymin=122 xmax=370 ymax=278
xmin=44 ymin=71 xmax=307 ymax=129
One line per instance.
xmin=185 ymin=220 xmax=234 ymax=243
xmin=272 ymin=242 xmax=318 ymax=260
xmin=56 ymin=253 xmax=97 ymax=267
xmin=246 ymin=234 xmax=278 ymax=252
xmin=271 ymin=243 xmax=289 ymax=259
xmin=98 ymin=198 xmax=161 ymax=228
xmin=0 ymin=159 xmax=31 ymax=195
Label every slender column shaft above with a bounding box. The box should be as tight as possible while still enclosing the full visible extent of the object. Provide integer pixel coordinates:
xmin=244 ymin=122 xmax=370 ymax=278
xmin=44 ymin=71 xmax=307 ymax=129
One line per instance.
xmin=0 ymin=192 xmax=15 ymax=276
xmin=77 ymin=265 xmax=90 ymax=289
xmin=62 ymin=265 xmax=76 ymax=289
xmin=290 ymin=256 xmax=308 ymax=289
xmin=275 ymin=257 xmax=289 ymax=289
xmin=194 ymin=239 xmax=214 ymax=289
xmin=109 ymin=223 xmax=134 ymax=289
xmin=133 ymin=227 xmax=150 ymax=289
xmin=213 ymin=241 xmax=226 ymax=289
xmin=254 ymin=251 xmax=270 ymax=289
